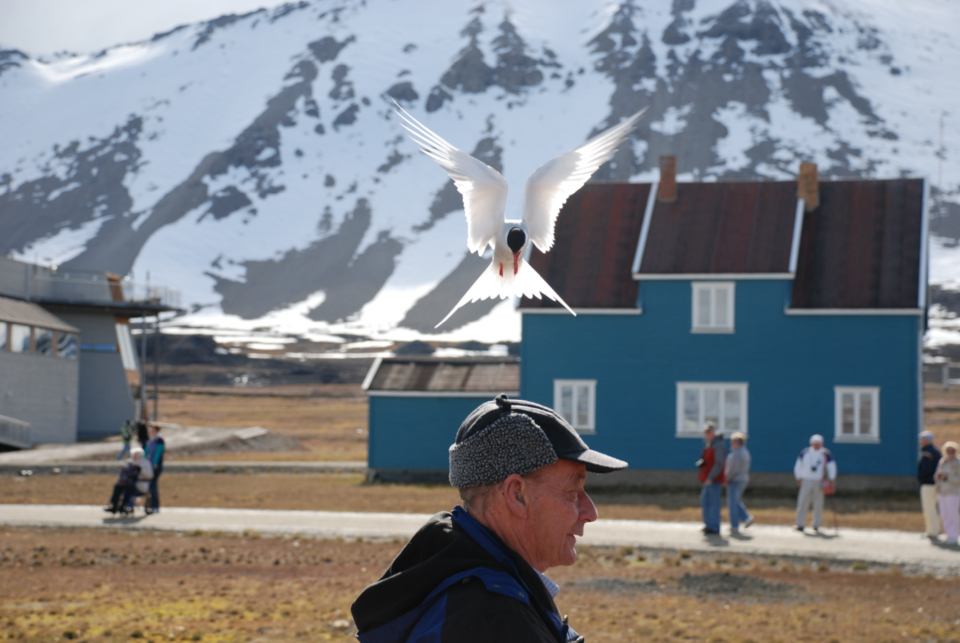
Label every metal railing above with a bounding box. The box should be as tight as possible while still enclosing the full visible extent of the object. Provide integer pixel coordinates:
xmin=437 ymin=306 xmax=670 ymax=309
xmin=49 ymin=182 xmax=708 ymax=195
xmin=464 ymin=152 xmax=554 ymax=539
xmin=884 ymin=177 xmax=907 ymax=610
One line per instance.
xmin=0 ymin=414 xmax=31 ymax=449
xmin=0 ymin=257 xmax=180 ymax=309
xmin=29 ymin=273 xmax=180 ymax=308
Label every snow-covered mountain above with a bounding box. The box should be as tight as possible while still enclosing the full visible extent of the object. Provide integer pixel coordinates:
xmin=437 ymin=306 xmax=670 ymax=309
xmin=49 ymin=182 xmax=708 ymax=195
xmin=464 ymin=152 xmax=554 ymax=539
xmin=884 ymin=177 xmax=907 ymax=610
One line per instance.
xmin=2 ymin=0 xmax=958 ymax=345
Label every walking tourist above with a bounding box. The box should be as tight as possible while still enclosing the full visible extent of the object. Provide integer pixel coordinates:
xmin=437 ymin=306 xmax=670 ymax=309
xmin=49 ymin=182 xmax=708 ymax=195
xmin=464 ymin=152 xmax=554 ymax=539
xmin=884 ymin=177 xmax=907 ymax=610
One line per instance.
xmin=116 ymin=419 xmax=133 ymax=461
xmin=697 ymin=422 xmax=726 ymax=535
xmin=794 ymin=434 xmax=837 ymax=533
xmin=724 ymin=431 xmax=754 ymax=534
xmin=935 ymin=441 xmax=960 ymax=545
xmin=918 ymin=430 xmax=942 ymax=539
xmin=145 ymin=424 xmax=165 ymax=513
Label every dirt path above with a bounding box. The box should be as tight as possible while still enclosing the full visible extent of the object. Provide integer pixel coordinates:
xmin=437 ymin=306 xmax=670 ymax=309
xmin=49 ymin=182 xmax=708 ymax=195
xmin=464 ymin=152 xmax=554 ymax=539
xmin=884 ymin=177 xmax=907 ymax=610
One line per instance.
xmin=2 ymin=504 xmax=957 ymax=576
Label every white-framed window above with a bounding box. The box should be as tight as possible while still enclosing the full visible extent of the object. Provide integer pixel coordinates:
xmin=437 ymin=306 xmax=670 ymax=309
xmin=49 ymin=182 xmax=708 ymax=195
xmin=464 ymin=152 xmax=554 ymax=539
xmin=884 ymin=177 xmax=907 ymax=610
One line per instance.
xmin=691 ymin=282 xmax=735 ymax=332
xmin=834 ymin=387 xmax=879 ymax=442
xmin=554 ymin=379 xmax=596 ymax=434
xmin=676 ymin=382 xmax=748 ymax=438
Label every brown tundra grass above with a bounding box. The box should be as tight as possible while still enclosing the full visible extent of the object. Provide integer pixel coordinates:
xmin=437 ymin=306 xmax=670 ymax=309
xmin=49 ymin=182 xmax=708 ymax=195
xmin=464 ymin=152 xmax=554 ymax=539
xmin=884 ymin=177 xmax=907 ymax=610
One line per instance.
xmin=1 ymin=527 xmax=958 ymax=643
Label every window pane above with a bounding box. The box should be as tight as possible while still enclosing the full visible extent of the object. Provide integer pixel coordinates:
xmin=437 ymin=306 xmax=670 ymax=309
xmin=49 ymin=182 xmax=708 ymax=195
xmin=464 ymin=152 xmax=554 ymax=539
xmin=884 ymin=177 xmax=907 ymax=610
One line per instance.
xmin=841 ymin=392 xmax=855 ymax=434
xmin=35 ymin=328 xmax=53 ymax=355
xmin=723 ymin=388 xmax=740 ymax=431
xmin=575 ymin=385 xmax=590 ymax=428
xmin=0 ymin=321 xmax=6 ymax=350
xmin=683 ymin=389 xmax=700 ymax=433
xmin=715 ymin=287 xmax=729 ymax=327
xmin=858 ymin=393 xmax=872 ymax=435
xmin=58 ymin=333 xmax=78 ymax=359
xmin=559 ymin=385 xmax=573 ymax=425
xmin=704 ymin=389 xmax=720 ymax=429
xmin=10 ymin=324 xmax=30 ymax=353
xmin=116 ymin=323 xmax=139 ymax=371
xmin=697 ymin=288 xmax=712 ymax=327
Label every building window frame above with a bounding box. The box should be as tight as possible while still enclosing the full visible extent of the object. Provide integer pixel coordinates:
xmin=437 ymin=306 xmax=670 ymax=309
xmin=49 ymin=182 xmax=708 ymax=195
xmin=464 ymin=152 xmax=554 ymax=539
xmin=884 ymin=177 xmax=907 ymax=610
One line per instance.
xmin=57 ymin=332 xmax=79 ymax=359
xmin=553 ymin=379 xmax=596 ymax=435
xmin=9 ymin=324 xmax=32 ymax=354
xmin=834 ymin=386 xmax=880 ymax=443
xmin=34 ymin=328 xmax=54 ymax=356
xmin=691 ymin=281 xmax=735 ymax=333
xmin=676 ymin=382 xmax=748 ymax=438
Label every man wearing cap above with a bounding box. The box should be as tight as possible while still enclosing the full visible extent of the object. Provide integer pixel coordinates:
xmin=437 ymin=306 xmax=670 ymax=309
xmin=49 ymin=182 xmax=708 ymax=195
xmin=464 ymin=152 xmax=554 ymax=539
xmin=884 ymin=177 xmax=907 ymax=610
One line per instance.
xmin=351 ymin=395 xmax=627 ymax=642
xmin=918 ymin=431 xmax=942 ymax=539
xmin=793 ymin=434 xmax=837 ymax=533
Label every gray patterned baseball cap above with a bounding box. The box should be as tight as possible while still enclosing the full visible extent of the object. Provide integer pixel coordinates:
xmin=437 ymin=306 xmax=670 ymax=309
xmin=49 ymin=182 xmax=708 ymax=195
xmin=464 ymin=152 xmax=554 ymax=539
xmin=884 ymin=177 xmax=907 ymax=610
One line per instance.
xmin=448 ymin=395 xmax=628 ymax=488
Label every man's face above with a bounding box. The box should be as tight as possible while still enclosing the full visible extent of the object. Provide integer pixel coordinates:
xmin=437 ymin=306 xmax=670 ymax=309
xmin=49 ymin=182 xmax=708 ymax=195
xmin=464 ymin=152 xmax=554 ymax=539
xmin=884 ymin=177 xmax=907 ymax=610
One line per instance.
xmin=704 ymin=428 xmax=715 ymax=443
xmin=522 ymin=459 xmax=597 ymax=572
xmin=811 ymin=441 xmax=822 ymax=450
xmin=149 ymin=426 xmax=158 ymax=438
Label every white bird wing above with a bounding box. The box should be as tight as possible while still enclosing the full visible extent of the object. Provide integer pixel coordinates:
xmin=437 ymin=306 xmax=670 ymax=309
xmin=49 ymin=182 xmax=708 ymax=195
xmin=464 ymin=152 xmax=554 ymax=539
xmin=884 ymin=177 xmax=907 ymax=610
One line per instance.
xmin=522 ymin=108 xmax=646 ymax=252
xmin=395 ymin=103 xmax=508 ymax=255
xmin=434 ymin=261 xmax=575 ymax=328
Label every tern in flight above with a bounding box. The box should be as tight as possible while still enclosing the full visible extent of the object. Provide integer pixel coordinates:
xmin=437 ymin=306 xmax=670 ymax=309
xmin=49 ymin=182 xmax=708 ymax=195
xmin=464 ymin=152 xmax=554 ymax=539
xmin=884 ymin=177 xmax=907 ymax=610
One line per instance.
xmin=395 ymin=103 xmax=646 ymax=327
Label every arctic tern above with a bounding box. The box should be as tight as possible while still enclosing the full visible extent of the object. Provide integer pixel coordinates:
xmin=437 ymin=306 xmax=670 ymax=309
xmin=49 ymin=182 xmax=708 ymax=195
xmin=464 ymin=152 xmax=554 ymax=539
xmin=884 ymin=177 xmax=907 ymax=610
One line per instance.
xmin=395 ymin=104 xmax=646 ymax=328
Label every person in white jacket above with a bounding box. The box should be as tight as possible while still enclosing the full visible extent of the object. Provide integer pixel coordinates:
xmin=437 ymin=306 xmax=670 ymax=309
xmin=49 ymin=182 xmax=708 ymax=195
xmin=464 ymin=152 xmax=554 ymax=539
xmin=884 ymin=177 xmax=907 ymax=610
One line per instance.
xmin=104 ymin=448 xmax=153 ymax=514
xmin=794 ymin=434 xmax=837 ymax=533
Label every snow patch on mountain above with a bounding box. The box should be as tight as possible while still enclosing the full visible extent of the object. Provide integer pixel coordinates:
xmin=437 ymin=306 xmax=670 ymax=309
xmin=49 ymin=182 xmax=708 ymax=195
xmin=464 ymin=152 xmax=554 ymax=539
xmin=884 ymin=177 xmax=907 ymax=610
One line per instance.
xmin=1 ymin=0 xmax=958 ymax=346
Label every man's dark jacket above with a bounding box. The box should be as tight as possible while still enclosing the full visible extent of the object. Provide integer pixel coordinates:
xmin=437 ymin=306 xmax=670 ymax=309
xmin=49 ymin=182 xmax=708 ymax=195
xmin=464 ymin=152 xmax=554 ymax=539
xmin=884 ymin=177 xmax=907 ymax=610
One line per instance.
xmin=919 ymin=444 xmax=942 ymax=485
xmin=351 ymin=506 xmax=581 ymax=642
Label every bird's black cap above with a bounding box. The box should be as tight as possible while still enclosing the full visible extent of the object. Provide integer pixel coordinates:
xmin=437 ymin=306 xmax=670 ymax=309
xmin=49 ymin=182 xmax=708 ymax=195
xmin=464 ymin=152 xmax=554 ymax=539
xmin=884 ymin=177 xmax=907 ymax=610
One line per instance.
xmin=455 ymin=394 xmax=628 ymax=474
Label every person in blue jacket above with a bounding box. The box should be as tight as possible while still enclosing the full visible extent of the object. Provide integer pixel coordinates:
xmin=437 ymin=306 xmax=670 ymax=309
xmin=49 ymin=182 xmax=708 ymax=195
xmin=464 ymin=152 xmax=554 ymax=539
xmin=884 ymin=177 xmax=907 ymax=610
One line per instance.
xmin=351 ymin=395 xmax=628 ymax=642
xmin=144 ymin=423 xmax=165 ymax=513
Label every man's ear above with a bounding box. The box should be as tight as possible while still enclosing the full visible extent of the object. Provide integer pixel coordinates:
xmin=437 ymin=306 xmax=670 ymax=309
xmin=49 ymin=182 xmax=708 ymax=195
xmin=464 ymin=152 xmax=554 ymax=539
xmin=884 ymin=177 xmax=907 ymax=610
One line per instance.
xmin=502 ymin=474 xmax=528 ymax=518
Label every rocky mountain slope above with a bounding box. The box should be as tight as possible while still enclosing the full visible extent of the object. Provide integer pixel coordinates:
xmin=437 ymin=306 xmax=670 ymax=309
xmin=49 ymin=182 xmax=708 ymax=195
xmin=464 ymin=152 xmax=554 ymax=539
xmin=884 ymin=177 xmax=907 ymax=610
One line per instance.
xmin=1 ymin=0 xmax=957 ymax=344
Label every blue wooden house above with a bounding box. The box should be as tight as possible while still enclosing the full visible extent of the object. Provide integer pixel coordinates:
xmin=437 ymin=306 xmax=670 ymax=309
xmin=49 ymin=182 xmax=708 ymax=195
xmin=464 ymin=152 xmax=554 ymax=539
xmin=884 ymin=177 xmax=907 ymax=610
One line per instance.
xmin=519 ymin=162 xmax=928 ymax=490
xmin=364 ymin=356 xmax=519 ymax=481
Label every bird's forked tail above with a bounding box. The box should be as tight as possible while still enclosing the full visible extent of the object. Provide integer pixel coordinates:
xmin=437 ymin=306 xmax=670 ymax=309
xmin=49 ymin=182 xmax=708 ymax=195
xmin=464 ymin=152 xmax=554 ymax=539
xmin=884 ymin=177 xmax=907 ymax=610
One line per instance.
xmin=435 ymin=262 xmax=576 ymax=328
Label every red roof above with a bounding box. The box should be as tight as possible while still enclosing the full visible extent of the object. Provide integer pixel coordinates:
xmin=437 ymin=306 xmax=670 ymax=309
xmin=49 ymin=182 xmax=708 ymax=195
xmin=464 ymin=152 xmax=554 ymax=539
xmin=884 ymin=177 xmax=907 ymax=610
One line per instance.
xmin=791 ymin=178 xmax=924 ymax=309
xmin=521 ymin=183 xmax=650 ymax=309
xmin=520 ymin=178 xmax=925 ymax=311
xmin=638 ymin=181 xmax=798 ymax=275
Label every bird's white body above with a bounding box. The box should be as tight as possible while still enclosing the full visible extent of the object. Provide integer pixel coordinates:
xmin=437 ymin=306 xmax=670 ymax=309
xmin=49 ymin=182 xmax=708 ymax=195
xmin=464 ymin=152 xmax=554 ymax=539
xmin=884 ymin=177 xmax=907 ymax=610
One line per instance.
xmin=395 ymin=103 xmax=646 ymax=327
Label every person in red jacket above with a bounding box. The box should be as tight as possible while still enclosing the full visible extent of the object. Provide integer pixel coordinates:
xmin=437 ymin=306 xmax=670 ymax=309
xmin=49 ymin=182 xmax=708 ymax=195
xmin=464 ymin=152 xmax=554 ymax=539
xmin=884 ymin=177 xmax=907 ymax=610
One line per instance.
xmin=697 ymin=422 xmax=726 ymax=535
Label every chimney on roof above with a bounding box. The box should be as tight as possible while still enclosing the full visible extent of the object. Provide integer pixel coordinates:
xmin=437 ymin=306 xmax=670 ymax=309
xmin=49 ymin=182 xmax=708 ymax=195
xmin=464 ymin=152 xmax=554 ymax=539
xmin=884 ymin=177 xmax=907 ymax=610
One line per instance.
xmin=798 ymin=162 xmax=819 ymax=211
xmin=658 ymin=155 xmax=677 ymax=202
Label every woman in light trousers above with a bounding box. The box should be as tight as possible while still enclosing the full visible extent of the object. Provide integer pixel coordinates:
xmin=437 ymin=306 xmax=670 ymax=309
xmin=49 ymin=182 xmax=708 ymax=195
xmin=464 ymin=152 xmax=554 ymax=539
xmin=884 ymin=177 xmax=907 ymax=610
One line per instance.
xmin=935 ymin=441 xmax=960 ymax=545
xmin=724 ymin=432 xmax=754 ymax=534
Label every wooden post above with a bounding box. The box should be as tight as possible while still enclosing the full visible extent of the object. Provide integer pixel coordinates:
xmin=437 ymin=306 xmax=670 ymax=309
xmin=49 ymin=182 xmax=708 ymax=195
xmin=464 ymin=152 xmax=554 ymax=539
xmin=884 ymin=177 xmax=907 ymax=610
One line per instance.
xmin=944 ymin=364 xmax=950 ymax=391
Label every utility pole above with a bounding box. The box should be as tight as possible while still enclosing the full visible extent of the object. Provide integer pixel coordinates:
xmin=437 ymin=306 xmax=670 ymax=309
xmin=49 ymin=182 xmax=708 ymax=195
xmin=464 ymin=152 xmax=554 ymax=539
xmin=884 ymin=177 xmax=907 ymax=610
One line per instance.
xmin=153 ymin=314 xmax=161 ymax=421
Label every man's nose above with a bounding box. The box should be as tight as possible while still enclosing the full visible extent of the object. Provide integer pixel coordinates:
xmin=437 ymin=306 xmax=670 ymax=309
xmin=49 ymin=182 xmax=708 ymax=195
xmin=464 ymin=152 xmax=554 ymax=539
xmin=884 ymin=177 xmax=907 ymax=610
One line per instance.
xmin=578 ymin=490 xmax=598 ymax=523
